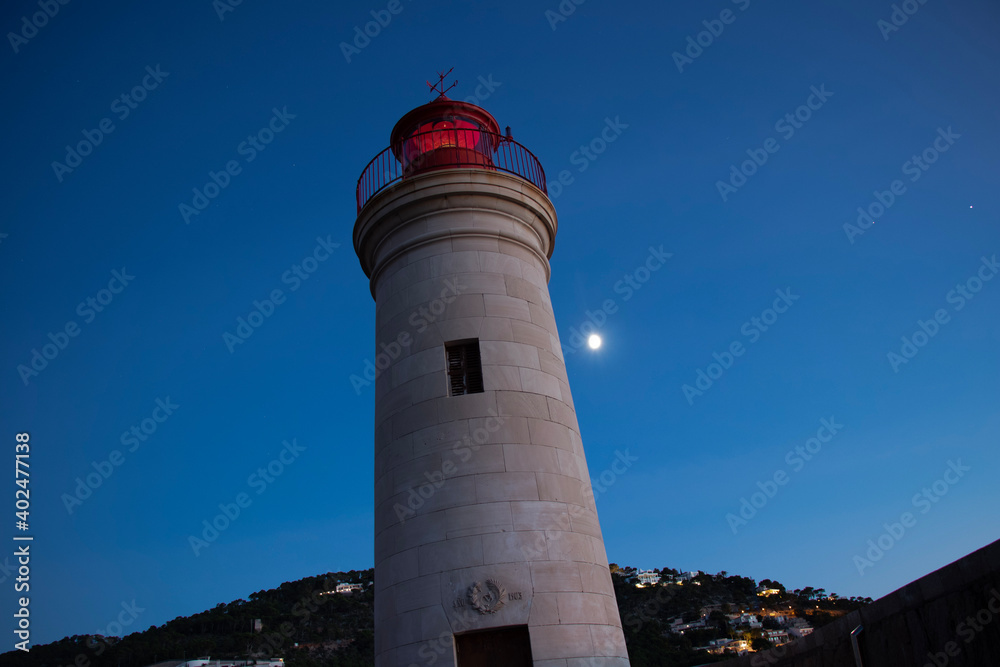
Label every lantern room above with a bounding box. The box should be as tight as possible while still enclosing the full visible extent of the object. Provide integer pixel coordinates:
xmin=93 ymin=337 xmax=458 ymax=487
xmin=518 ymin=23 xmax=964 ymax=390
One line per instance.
xmin=389 ymin=95 xmax=501 ymax=177
xmin=355 ymin=78 xmax=547 ymax=213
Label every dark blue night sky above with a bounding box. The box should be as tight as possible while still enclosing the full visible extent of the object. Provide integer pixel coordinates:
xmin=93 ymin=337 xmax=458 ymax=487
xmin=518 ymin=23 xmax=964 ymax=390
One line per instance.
xmin=1 ymin=0 xmax=998 ymax=648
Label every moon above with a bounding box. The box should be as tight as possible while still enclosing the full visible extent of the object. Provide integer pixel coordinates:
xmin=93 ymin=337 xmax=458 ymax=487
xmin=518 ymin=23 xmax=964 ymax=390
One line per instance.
xmin=587 ymin=334 xmax=602 ymax=350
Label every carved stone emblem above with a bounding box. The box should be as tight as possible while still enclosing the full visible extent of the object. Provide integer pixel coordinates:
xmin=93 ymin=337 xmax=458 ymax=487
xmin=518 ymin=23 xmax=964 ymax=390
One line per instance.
xmin=468 ymin=578 xmax=506 ymax=614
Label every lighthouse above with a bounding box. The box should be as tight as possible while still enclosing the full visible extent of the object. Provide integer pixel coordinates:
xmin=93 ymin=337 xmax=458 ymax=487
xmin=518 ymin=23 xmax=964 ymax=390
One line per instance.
xmin=353 ymin=75 xmax=630 ymax=666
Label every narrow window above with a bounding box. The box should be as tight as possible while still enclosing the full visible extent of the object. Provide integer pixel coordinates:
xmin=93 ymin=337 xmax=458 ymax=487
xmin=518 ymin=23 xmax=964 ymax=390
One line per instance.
xmin=446 ymin=340 xmax=484 ymax=396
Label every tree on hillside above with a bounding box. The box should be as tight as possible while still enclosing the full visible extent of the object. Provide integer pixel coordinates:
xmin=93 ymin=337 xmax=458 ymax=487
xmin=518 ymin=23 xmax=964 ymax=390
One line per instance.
xmin=761 ymin=616 xmax=781 ymax=630
xmin=759 ymin=578 xmax=785 ymax=592
xmin=708 ymin=610 xmax=731 ymax=634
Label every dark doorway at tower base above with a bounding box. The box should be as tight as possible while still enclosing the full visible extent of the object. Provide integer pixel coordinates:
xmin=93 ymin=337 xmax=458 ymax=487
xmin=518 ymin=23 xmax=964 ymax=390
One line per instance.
xmin=455 ymin=626 xmax=533 ymax=667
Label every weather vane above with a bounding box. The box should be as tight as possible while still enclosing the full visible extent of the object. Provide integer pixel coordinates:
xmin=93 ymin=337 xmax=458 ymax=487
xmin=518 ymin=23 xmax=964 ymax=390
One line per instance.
xmin=426 ymin=67 xmax=458 ymax=98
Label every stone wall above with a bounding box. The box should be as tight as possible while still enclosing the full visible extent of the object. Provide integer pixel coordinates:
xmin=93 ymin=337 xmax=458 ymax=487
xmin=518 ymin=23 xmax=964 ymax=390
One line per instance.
xmin=713 ymin=538 xmax=1000 ymax=667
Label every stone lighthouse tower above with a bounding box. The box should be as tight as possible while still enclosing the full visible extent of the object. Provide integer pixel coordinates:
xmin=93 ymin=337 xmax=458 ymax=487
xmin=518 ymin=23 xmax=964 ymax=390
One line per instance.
xmin=353 ymin=78 xmax=630 ymax=666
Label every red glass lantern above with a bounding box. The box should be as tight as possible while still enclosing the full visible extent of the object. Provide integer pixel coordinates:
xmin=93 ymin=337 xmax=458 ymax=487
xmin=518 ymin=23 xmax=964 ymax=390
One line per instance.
xmin=390 ymin=97 xmax=501 ymax=177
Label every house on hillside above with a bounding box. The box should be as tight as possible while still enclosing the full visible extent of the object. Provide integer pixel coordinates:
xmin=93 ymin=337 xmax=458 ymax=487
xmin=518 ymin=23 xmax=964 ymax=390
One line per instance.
xmin=618 ymin=566 xmax=638 ymax=584
xmin=702 ymin=638 xmax=732 ymax=654
xmin=760 ymin=610 xmax=789 ymax=624
xmin=335 ymin=583 xmax=363 ymax=594
xmin=669 ymin=616 xmax=709 ymax=633
xmin=787 ymin=619 xmax=814 ymax=638
xmin=636 ymin=569 xmax=659 ymax=586
xmin=765 ymin=630 xmax=790 ymax=644
xmin=726 ymin=639 xmax=750 ymax=654
xmin=736 ymin=613 xmax=762 ymax=629
xmin=318 ymin=582 xmax=364 ymax=596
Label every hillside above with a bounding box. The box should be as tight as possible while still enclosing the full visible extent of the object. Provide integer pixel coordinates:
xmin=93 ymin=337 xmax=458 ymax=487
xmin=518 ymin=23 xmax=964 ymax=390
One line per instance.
xmin=2 ymin=567 xmax=869 ymax=666
xmin=611 ymin=567 xmax=871 ymax=664
xmin=3 ymin=570 xmax=375 ymax=667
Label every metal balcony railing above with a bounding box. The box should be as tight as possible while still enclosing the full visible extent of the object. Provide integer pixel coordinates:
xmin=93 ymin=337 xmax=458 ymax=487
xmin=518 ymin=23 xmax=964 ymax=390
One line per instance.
xmin=356 ymin=128 xmax=547 ymax=213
